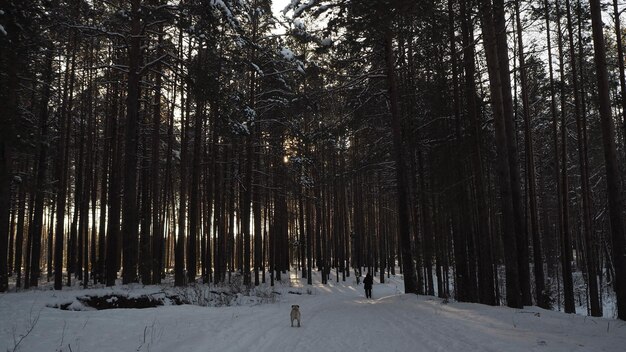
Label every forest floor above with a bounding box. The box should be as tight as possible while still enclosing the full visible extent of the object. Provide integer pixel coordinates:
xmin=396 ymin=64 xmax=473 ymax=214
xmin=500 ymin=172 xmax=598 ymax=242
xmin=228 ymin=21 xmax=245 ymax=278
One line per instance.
xmin=1 ymin=271 xmax=625 ymax=352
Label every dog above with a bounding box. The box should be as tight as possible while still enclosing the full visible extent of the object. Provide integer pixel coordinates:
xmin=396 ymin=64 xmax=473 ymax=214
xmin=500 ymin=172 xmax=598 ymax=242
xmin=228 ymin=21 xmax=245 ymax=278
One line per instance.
xmin=290 ymin=305 xmax=301 ymax=327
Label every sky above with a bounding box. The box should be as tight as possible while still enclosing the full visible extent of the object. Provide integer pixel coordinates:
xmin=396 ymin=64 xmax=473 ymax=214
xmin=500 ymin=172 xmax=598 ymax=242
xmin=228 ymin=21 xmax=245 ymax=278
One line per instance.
xmin=271 ymin=0 xmax=292 ymax=17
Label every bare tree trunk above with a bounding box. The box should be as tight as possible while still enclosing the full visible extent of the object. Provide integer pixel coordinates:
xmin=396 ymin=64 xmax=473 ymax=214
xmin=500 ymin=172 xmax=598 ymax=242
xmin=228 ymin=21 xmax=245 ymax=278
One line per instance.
xmin=139 ymin=96 xmax=152 ymax=284
xmin=213 ymin=141 xmax=223 ymax=284
xmin=384 ymin=24 xmax=419 ymax=294
xmin=461 ymin=0 xmax=495 ymax=306
xmin=589 ymin=0 xmax=626 ymax=321
xmin=97 ymin=68 xmax=112 ymax=284
xmin=106 ymin=86 xmax=122 ymax=287
xmin=28 ymin=48 xmax=54 ymax=288
xmin=563 ymin=0 xmax=600 ymax=316
xmin=0 ymin=119 xmax=12 ymax=292
xmin=73 ymin=86 xmax=86 ymax=286
xmin=478 ymin=0 xmax=522 ymax=308
xmin=614 ymin=0 xmax=626 ymax=156
xmin=121 ymin=0 xmax=143 ymax=284
xmin=188 ymin=93 xmax=204 ymax=285
xmin=253 ymin=130 xmax=262 ymax=285
xmin=82 ymin=43 xmax=96 ymax=288
xmin=176 ymin=85 xmax=189 ymax=286
xmin=55 ymin=33 xmax=78 ymax=290
xmin=493 ymin=0 xmax=531 ymax=306
xmin=14 ymin=182 xmax=26 ymax=289
xmin=555 ymin=0 xmax=576 ymax=313
xmin=151 ymin=30 xmax=164 ymax=284
xmin=543 ymin=0 xmax=564 ymax=296
xmin=514 ymin=0 xmax=548 ymax=309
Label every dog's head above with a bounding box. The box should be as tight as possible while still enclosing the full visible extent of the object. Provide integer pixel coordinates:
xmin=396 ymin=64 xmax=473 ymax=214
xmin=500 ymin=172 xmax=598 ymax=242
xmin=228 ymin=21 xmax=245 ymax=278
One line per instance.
xmin=291 ymin=305 xmax=300 ymax=311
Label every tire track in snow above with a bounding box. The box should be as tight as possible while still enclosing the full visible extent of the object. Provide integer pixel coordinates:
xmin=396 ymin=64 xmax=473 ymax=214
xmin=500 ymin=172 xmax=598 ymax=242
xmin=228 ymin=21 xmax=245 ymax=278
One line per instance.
xmin=152 ymin=274 xmax=626 ymax=352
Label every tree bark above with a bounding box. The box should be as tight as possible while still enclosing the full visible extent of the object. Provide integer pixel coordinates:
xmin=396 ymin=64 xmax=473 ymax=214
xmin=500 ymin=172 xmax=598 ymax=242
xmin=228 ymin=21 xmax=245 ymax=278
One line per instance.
xmin=589 ymin=0 xmax=626 ymax=320
xmin=555 ymin=0 xmax=576 ymax=313
xmin=151 ymin=30 xmax=164 ymax=284
xmin=478 ymin=0 xmax=522 ymax=308
xmin=121 ymin=0 xmax=143 ymax=284
xmin=462 ymin=0 xmax=495 ymax=306
xmin=514 ymin=0 xmax=548 ymax=309
xmin=385 ymin=26 xmax=418 ymax=294
xmin=564 ymin=0 xmax=600 ymax=316
xmin=55 ymin=34 xmax=78 ymax=290
xmin=614 ymin=0 xmax=626 ymax=156
xmin=28 ymin=47 xmax=54 ymax=288
xmin=493 ymin=0 xmax=531 ymax=306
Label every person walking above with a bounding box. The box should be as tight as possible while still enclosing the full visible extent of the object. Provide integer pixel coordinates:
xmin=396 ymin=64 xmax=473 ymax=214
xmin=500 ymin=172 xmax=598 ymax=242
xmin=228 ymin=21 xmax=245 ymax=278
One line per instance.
xmin=364 ymin=271 xmax=373 ymax=299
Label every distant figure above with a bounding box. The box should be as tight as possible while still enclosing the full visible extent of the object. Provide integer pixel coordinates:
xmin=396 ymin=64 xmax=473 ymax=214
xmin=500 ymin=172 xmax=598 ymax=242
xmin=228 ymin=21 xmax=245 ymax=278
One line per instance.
xmin=364 ymin=272 xmax=373 ymax=299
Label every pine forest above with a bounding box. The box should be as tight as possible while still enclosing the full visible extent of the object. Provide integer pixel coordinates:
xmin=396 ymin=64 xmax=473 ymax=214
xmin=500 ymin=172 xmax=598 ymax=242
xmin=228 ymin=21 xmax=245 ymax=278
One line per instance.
xmin=1 ymin=0 xmax=626 ymax=335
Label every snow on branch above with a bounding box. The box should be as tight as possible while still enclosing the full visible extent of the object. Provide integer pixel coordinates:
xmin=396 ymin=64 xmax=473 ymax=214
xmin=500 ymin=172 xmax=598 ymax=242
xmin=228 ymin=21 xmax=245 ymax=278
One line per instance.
xmin=211 ymin=0 xmax=241 ymax=30
xmin=280 ymin=47 xmax=296 ymax=60
xmin=290 ymin=0 xmax=323 ymax=18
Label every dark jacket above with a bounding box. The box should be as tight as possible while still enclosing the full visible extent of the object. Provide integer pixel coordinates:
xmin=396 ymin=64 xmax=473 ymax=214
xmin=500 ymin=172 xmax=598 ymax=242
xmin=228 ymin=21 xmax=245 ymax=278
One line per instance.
xmin=364 ymin=274 xmax=373 ymax=289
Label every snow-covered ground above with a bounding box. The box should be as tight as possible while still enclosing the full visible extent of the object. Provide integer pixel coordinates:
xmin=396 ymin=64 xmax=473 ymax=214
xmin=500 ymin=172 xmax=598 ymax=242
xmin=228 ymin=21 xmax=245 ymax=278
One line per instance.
xmin=1 ymin=271 xmax=625 ymax=352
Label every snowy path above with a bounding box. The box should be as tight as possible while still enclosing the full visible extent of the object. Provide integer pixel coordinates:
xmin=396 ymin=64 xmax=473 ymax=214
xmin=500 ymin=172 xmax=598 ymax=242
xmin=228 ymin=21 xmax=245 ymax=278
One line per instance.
xmin=1 ymin=273 xmax=625 ymax=352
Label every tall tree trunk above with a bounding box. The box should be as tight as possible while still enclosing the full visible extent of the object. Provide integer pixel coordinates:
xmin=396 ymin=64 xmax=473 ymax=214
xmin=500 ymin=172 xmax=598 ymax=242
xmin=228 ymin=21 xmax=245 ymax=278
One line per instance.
xmin=122 ymin=0 xmax=142 ymax=284
xmin=478 ymin=0 xmax=522 ymax=308
xmin=253 ymin=130 xmax=262 ymax=286
xmin=14 ymin=182 xmax=26 ymax=289
xmin=55 ymin=34 xmax=78 ymax=290
xmin=87 ymin=45 xmax=97 ymax=286
xmin=188 ymin=98 xmax=204 ymax=284
xmin=106 ymin=48 xmax=123 ymax=286
xmin=176 ymin=102 xmax=189 ymax=286
xmin=74 ymin=98 xmax=86 ymax=284
xmin=204 ymin=107 xmax=216 ymax=284
xmin=163 ymin=79 xmax=176 ymax=280
xmin=151 ymin=30 xmax=164 ymax=284
xmin=514 ymin=0 xmax=548 ymax=309
xmin=0 ymin=127 xmax=11 ymax=292
xmin=384 ymin=24 xmax=419 ymax=294
xmin=0 ymin=2 xmax=23 ymax=292
xmin=614 ymin=0 xmax=626 ymax=156
xmin=493 ymin=0 xmax=531 ymax=306
xmin=564 ymin=0 xmax=601 ymax=316
xmin=213 ymin=141 xmax=223 ymax=284
xmin=28 ymin=48 xmax=54 ymax=288
xmin=578 ymin=0 xmax=598 ymax=315
xmin=140 ymin=99 xmax=152 ymax=284
xmin=97 ymin=69 xmax=112 ymax=284
xmin=589 ymin=0 xmax=626 ymax=321
xmin=555 ymin=1 xmax=576 ymax=313
xmin=543 ymin=0 xmax=564 ymax=296
xmin=8 ymin=196 xmax=16 ymax=279
xmin=461 ymin=0 xmax=495 ymax=306
xmin=106 ymin=100 xmax=122 ymax=286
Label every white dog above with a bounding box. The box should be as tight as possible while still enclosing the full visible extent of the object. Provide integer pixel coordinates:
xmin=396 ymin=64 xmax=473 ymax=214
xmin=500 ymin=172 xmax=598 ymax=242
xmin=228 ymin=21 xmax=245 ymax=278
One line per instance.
xmin=290 ymin=305 xmax=301 ymax=327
